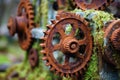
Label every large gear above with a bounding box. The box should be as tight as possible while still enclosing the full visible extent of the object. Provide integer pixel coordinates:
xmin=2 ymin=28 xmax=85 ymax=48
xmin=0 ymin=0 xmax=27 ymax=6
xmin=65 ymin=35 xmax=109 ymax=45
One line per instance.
xmin=104 ymin=20 xmax=120 ymax=65
xmin=74 ymin=0 xmax=114 ymax=10
xmin=40 ymin=12 xmax=93 ymax=77
xmin=7 ymin=0 xmax=35 ymax=50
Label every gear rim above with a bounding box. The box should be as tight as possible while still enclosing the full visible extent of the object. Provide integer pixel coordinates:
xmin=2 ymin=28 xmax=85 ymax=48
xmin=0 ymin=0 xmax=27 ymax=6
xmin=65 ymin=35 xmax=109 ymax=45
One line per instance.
xmin=40 ymin=12 xmax=93 ymax=77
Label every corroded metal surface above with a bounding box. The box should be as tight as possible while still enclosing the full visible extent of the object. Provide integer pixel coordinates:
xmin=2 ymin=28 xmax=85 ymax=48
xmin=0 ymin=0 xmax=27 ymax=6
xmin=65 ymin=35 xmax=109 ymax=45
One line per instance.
xmin=111 ymin=28 xmax=120 ymax=50
xmin=7 ymin=0 xmax=35 ymax=50
xmin=40 ymin=12 xmax=93 ymax=77
xmin=57 ymin=0 xmax=66 ymax=9
xmin=104 ymin=20 xmax=120 ymax=66
xmin=74 ymin=0 xmax=114 ymax=10
xmin=28 ymin=48 xmax=39 ymax=68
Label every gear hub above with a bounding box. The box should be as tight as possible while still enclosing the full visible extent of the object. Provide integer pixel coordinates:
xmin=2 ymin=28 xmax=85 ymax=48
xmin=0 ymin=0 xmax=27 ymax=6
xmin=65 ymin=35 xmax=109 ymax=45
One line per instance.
xmin=7 ymin=0 xmax=35 ymax=50
xmin=104 ymin=20 xmax=120 ymax=65
xmin=62 ymin=37 xmax=79 ymax=54
xmin=40 ymin=12 xmax=93 ymax=77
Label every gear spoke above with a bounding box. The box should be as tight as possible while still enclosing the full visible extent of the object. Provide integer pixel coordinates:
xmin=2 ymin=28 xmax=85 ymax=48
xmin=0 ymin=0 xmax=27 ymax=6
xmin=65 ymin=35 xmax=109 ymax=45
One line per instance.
xmin=53 ymin=44 xmax=61 ymax=51
xmin=58 ymin=27 xmax=67 ymax=39
xmin=64 ymin=55 xmax=70 ymax=65
xmin=70 ymin=28 xmax=76 ymax=37
xmin=75 ymin=52 xmax=84 ymax=59
xmin=78 ymin=39 xmax=86 ymax=46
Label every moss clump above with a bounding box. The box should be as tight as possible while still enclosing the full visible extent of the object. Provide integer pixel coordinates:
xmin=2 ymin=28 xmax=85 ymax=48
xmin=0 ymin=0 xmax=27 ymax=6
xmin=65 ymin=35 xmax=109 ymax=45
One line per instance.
xmin=73 ymin=9 xmax=114 ymax=80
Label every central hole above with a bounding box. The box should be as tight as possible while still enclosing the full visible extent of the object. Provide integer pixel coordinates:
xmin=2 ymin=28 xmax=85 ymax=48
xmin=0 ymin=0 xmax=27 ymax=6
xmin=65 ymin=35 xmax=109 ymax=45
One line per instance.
xmin=70 ymin=42 xmax=77 ymax=50
xmin=84 ymin=0 xmax=92 ymax=4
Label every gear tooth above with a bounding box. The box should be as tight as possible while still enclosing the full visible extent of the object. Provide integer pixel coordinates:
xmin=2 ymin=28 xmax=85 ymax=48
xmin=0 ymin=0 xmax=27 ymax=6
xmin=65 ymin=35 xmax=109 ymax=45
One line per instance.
xmin=27 ymin=3 xmax=32 ymax=7
xmin=40 ymin=50 xmax=46 ymax=54
xmin=65 ymin=73 xmax=69 ymax=78
xmin=42 ymin=57 xmax=47 ymax=60
xmin=56 ymin=15 xmax=60 ymax=20
xmin=28 ymin=5 xmax=33 ymax=9
xmin=43 ymin=30 xmax=50 ymax=35
xmin=50 ymin=67 xmax=55 ymax=71
xmin=49 ymin=25 xmax=54 ymax=29
xmin=55 ymin=71 xmax=59 ymax=75
xmin=83 ymin=67 xmax=86 ymax=71
xmin=40 ymin=37 xmax=47 ymax=41
xmin=29 ymin=11 xmax=34 ymax=14
xmin=75 ymin=72 xmax=79 ymax=77
xmin=43 ymin=31 xmax=47 ymax=34
xmin=46 ymin=24 xmax=53 ymax=29
xmin=70 ymin=73 xmax=74 ymax=77
xmin=28 ymin=5 xmax=33 ymax=10
xmin=29 ymin=21 xmax=34 ymax=25
xmin=85 ymin=21 xmax=89 ymax=26
xmin=79 ymin=70 xmax=82 ymax=75
xmin=51 ymin=20 xmax=56 ymax=24
xmin=46 ymin=62 xmax=50 ymax=66
xmin=40 ymin=43 xmax=45 ymax=47
xmin=61 ymin=13 xmax=67 ymax=18
xmin=46 ymin=24 xmax=50 ymax=27
xmin=29 ymin=15 xmax=34 ymax=19
xmin=60 ymin=73 xmax=64 ymax=77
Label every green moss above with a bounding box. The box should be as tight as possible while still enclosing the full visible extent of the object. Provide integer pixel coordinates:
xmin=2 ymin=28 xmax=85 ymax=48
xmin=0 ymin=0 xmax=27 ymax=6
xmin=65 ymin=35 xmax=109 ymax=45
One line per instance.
xmin=0 ymin=55 xmax=10 ymax=64
xmin=84 ymin=48 xmax=100 ymax=80
xmin=73 ymin=9 xmax=114 ymax=80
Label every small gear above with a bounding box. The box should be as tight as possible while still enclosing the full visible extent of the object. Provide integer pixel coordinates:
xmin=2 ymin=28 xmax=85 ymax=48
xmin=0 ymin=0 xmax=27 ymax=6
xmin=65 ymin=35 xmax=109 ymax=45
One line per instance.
xmin=104 ymin=20 xmax=120 ymax=65
xmin=74 ymin=0 xmax=114 ymax=10
xmin=40 ymin=12 xmax=93 ymax=77
xmin=28 ymin=48 xmax=39 ymax=68
xmin=7 ymin=0 xmax=35 ymax=50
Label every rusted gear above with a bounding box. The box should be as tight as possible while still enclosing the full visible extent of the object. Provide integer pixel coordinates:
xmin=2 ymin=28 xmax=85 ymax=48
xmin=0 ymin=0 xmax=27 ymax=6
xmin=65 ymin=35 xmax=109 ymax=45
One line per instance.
xmin=74 ymin=0 xmax=114 ymax=10
xmin=7 ymin=0 xmax=35 ymax=50
xmin=17 ymin=0 xmax=36 ymax=29
xmin=40 ymin=12 xmax=93 ymax=77
xmin=111 ymin=27 xmax=120 ymax=51
xmin=104 ymin=20 xmax=120 ymax=65
xmin=28 ymin=48 xmax=39 ymax=68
